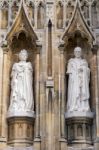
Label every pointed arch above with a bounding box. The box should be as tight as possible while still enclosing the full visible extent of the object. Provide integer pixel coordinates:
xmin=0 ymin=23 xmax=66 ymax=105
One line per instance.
xmin=37 ymin=2 xmax=45 ymax=29
xmin=0 ymin=1 xmax=8 ymax=29
xmin=6 ymin=0 xmax=38 ymax=49
xmin=56 ymin=1 xmax=63 ymax=29
xmin=62 ymin=2 xmax=94 ymax=44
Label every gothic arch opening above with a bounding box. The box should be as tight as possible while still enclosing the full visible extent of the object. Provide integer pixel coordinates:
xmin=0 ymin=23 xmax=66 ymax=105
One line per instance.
xmin=27 ymin=1 xmax=35 ymax=26
xmin=81 ymin=1 xmax=89 ymax=18
xmin=66 ymin=1 xmax=74 ymax=26
xmin=6 ymin=28 xmax=39 ymax=145
xmin=11 ymin=31 xmax=35 ymax=51
xmin=0 ymin=1 xmax=8 ymax=29
xmin=11 ymin=1 xmax=19 ymax=21
xmin=7 ymin=31 xmax=37 ymax=107
xmin=81 ymin=1 xmax=90 ymax=25
xmin=37 ymin=2 xmax=45 ymax=29
xmin=56 ymin=1 xmax=63 ymax=29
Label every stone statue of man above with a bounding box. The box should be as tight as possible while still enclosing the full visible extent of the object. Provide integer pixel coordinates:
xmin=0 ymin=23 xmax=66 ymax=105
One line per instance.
xmin=8 ymin=49 xmax=34 ymax=114
xmin=66 ymin=47 xmax=90 ymax=112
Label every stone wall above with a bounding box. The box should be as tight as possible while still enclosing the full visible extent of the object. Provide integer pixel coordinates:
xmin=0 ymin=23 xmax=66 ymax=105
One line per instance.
xmin=0 ymin=0 xmax=99 ymax=150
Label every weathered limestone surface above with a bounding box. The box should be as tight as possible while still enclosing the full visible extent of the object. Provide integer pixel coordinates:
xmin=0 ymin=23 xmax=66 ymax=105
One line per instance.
xmin=0 ymin=0 xmax=99 ymax=150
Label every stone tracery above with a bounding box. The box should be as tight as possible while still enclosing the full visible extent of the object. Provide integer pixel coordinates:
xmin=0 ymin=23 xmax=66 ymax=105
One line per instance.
xmin=0 ymin=0 xmax=98 ymax=30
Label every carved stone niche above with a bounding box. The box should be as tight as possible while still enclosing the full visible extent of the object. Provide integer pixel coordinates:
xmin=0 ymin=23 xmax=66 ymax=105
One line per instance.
xmin=7 ymin=117 xmax=35 ymax=147
xmin=5 ymin=1 xmax=41 ymax=147
xmin=64 ymin=30 xmax=95 ymax=149
xmin=6 ymin=32 xmax=40 ymax=147
xmin=60 ymin=2 xmax=95 ymax=149
xmin=6 ymin=30 xmax=41 ymax=146
xmin=6 ymin=34 xmax=42 ymax=148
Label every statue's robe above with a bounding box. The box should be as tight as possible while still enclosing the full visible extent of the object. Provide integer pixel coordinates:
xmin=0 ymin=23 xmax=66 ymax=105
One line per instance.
xmin=9 ymin=62 xmax=34 ymax=112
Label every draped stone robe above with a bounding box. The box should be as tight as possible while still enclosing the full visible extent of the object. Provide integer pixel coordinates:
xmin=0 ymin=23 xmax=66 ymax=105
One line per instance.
xmin=67 ymin=58 xmax=90 ymax=112
xmin=9 ymin=61 xmax=34 ymax=112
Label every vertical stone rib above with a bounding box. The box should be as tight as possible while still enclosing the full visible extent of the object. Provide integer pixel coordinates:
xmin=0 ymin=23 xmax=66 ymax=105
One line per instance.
xmin=0 ymin=47 xmax=3 ymax=136
xmin=95 ymin=49 xmax=99 ymax=136
xmin=35 ymin=51 xmax=40 ymax=138
xmin=47 ymin=20 xmax=52 ymax=77
xmin=1 ymin=48 xmax=9 ymax=139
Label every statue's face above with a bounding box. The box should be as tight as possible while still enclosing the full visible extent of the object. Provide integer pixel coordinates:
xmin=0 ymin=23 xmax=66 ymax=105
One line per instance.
xmin=74 ymin=47 xmax=82 ymax=58
xmin=19 ymin=50 xmax=28 ymax=61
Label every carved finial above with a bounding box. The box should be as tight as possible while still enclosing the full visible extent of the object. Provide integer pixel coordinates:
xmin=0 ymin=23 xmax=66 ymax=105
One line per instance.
xmin=20 ymin=0 xmax=26 ymax=8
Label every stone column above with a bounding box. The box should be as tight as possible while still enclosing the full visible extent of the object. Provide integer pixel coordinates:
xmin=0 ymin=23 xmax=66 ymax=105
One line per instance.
xmin=0 ymin=47 xmax=4 ymax=138
xmin=46 ymin=79 xmax=54 ymax=150
xmin=1 ymin=46 xmax=9 ymax=143
xmin=0 ymin=9 xmax=2 ymax=29
xmin=58 ymin=41 xmax=67 ymax=150
xmin=94 ymin=45 xmax=99 ymax=150
xmin=45 ymin=19 xmax=55 ymax=150
xmin=34 ymin=41 xmax=42 ymax=150
xmin=35 ymin=4 xmax=38 ymax=29
xmin=0 ymin=45 xmax=13 ymax=150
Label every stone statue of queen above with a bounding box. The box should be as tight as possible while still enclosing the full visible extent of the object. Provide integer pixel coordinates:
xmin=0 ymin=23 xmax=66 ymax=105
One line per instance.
xmin=66 ymin=47 xmax=90 ymax=112
xmin=8 ymin=49 xmax=34 ymax=116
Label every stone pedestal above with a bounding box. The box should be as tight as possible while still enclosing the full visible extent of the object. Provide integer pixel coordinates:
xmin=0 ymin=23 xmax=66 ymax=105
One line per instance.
xmin=7 ymin=112 xmax=35 ymax=147
xmin=65 ymin=111 xmax=94 ymax=149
